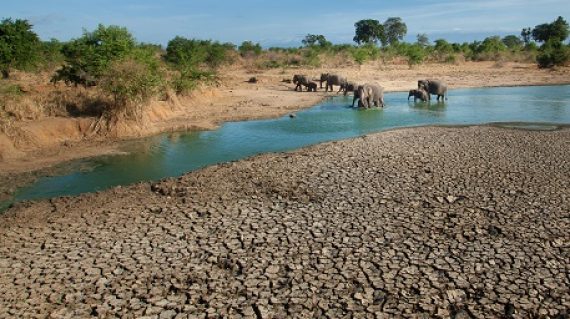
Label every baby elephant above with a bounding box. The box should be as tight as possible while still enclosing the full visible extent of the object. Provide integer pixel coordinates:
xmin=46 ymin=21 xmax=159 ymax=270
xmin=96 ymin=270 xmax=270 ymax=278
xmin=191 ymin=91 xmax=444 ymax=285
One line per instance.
xmin=306 ymin=81 xmax=318 ymax=92
xmin=408 ymin=89 xmax=429 ymax=102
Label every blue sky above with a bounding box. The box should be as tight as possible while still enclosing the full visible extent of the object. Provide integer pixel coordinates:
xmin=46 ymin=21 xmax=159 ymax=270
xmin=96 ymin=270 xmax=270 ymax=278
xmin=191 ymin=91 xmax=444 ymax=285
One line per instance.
xmin=4 ymin=0 xmax=569 ymax=47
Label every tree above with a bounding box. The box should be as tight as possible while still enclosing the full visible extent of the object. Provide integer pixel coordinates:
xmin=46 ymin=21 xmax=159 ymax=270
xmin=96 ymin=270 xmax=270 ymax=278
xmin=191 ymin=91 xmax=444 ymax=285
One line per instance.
xmin=302 ymin=34 xmax=331 ymax=48
xmin=536 ymin=39 xmax=570 ymax=68
xmin=0 ymin=18 xmax=41 ymax=78
xmin=60 ymin=24 xmax=136 ymax=83
xmin=521 ymin=27 xmax=532 ymax=45
xmin=238 ymin=41 xmax=262 ymax=57
xmin=532 ymin=16 xmax=569 ymax=43
xmin=416 ymin=33 xmax=430 ymax=48
xmin=531 ymin=17 xmax=570 ymax=68
xmin=502 ymin=35 xmax=523 ymax=49
xmin=383 ymin=17 xmax=407 ymax=46
xmin=165 ymin=36 xmax=233 ymax=69
xmin=353 ymin=19 xmax=384 ymax=45
xmin=479 ymin=36 xmax=507 ymax=53
xmin=434 ymin=39 xmax=453 ymax=54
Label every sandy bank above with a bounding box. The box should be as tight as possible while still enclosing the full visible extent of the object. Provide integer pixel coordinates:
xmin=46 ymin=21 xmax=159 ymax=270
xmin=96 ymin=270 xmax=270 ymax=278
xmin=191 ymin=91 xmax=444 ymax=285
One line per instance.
xmin=1 ymin=126 xmax=568 ymax=317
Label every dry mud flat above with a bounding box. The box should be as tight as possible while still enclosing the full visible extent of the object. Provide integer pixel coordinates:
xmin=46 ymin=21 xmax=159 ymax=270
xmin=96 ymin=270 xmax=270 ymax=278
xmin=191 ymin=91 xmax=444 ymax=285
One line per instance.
xmin=0 ymin=126 xmax=569 ymax=318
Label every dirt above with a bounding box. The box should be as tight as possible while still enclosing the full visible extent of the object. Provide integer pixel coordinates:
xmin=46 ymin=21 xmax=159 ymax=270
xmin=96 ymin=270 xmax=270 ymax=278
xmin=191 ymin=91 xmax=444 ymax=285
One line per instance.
xmin=1 ymin=126 xmax=568 ymax=317
xmin=0 ymin=61 xmax=569 ymax=183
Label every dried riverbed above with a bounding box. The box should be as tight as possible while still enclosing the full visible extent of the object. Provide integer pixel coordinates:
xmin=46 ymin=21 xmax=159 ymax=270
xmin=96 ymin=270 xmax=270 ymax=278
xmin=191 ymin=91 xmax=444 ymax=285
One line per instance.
xmin=0 ymin=126 xmax=568 ymax=318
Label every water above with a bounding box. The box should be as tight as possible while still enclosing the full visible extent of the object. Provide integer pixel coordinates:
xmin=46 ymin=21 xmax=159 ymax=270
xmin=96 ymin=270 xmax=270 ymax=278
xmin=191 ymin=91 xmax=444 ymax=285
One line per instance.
xmin=3 ymin=85 xmax=570 ymax=208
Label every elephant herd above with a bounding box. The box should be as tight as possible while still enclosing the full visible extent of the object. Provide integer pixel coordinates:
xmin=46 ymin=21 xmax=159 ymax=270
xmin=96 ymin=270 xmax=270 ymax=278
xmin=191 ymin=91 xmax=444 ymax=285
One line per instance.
xmin=292 ymin=73 xmax=448 ymax=108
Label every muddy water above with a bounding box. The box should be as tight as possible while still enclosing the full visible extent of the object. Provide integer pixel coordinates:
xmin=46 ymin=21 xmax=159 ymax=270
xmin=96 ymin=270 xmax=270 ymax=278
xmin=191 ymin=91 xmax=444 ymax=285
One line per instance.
xmin=3 ymin=85 xmax=570 ymax=209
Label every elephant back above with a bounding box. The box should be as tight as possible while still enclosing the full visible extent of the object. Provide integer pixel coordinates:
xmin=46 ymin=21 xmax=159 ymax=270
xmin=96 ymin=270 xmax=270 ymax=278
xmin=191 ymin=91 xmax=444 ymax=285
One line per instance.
xmin=293 ymin=74 xmax=309 ymax=85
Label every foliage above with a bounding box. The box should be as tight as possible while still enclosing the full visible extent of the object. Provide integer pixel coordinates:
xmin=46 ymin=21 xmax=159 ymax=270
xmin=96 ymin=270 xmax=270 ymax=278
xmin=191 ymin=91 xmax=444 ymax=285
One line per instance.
xmin=238 ymin=41 xmax=262 ymax=58
xmin=57 ymin=24 xmax=136 ymax=86
xmin=536 ymin=40 xmax=570 ymax=68
xmin=405 ymin=44 xmax=426 ymax=66
xmin=165 ymin=36 xmax=234 ymax=70
xmin=0 ymin=18 xmax=41 ymax=78
xmin=302 ymin=34 xmax=332 ymax=49
xmin=302 ymin=48 xmax=321 ymax=67
xmin=416 ymin=33 xmax=430 ymax=48
xmin=100 ymin=53 xmax=164 ymax=120
xmin=530 ymin=17 xmax=569 ymax=68
xmin=171 ymin=69 xmax=216 ymax=95
xmin=502 ymin=35 xmax=523 ymax=49
xmin=531 ymin=16 xmax=569 ymax=43
xmin=383 ymin=17 xmax=407 ymax=46
xmin=39 ymin=39 xmax=65 ymax=70
xmin=351 ymin=44 xmax=380 ymax=65
xmin=521 ymin=27 xmax=532 ymax=45
xmin=353 ymin=19 xmax=384 ymax=45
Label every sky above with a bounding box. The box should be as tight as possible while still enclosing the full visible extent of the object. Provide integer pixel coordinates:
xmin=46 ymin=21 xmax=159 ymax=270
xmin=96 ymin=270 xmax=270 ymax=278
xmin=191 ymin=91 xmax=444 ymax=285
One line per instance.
xmin=3 ymin=0 xmax=569 ymax=47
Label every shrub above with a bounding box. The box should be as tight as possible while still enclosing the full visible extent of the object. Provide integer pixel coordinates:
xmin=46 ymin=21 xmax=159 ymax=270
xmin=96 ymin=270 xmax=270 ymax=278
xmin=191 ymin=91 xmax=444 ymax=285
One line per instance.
xmin=100 ymin=56 xmax=164 ymax=120
xmin=0 ymin=18 xmax=41 ymax=78
xmin=57 ymin=24 xmax=136 ymax=86
xmin=238 ymin=41 xmax=262 ymax=58
xmin=405 ymin=44 xmax=426 ymax=67
xmin=171 ymin=69 xmax=216 ymax=95
xmin=165 ymin=37 xmax=234 ymax=70
xmin=536 ymin=40 xmax=570 ymax=68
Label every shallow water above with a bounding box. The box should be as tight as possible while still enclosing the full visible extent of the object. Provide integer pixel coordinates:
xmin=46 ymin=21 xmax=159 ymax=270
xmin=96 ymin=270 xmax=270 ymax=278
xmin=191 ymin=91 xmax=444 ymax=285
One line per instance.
xmin=3 ymin=85 xmax=570 ymax=209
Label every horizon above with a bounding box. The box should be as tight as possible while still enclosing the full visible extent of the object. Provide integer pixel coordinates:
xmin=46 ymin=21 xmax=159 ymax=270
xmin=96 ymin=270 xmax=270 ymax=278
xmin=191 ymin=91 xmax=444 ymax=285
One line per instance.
xmin=3 ymin=0 xmax=570 ymax=47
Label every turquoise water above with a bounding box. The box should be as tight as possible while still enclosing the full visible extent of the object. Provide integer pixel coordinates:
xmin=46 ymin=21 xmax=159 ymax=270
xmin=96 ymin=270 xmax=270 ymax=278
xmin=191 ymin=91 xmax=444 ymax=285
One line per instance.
xmin=3 ymin=85 xmax=570 ymax=208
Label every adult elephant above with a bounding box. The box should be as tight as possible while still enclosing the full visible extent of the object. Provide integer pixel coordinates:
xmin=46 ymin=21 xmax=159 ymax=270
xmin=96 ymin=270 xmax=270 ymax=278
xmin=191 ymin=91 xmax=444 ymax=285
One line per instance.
xmin=418 ymin=80 xmax=448 ymax=101
xmin=354 ymin=83 xmax=384 ymax=108
xmin=320 ymin=73 xmax=347 ymax=93
xmin=293 ymin=74 xmax=310 ymax=91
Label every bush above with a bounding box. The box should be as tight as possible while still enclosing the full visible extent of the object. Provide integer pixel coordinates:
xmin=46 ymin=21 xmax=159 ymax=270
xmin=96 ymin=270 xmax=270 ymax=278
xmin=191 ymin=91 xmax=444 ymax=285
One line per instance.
xmin=238 ymin=41 xmax=262 ymax=58
xmin=405 ymin=44 xmax=426 ymax=67
xmin=57 ymin=24 xmax=136 ymax=86
xmin=171 ymin=69 xmax=216 ymax=95
xmin=165 ymin=37 xmax=234 ymax=70
xmin=0 ymin=18 xmax=41 ymax=78
xmin=100 ymin=55 xmax=164 ymax=120
xmin=536 ymin=40 xmax=570 ymax=68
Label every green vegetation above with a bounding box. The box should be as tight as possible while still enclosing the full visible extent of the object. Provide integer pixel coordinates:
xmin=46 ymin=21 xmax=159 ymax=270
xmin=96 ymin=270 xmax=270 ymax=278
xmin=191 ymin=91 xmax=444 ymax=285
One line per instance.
xmin=530 ymin=16 xmax=569 ymax=68
xmin=0 ymin=18 xmax=41 ymax=78
xmin=0 ymin=15 xmax=568 ymax=126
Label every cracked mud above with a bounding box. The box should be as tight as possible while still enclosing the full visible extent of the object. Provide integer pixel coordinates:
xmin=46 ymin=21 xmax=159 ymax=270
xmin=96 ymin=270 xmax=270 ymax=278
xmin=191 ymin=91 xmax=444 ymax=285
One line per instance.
xmin=0 ymin=126 xmax=568 ymax=318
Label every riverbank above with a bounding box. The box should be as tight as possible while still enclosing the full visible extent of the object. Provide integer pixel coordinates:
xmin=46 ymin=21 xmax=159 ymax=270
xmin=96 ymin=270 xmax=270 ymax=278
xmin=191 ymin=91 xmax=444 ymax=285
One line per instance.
xmin=1 ymin=126 xmax=568 ymax=317
xmin=1 ymin=61 xmax=569 ymax=201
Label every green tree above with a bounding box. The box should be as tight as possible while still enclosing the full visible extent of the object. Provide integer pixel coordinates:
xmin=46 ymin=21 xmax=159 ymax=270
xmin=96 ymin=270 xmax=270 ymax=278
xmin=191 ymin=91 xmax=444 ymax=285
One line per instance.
xmin=405 ymin=44 xmax=426 ymax=67
xmin=302 ymin=34 xmax=332 ymax=49
xmin=521 ymin=27 xmax=532 ymax=45
xmin=238 ymin=41 xmax=262 ymax=57
xmin=59 ymin=24 xmax=136 ymax=84
xmin=532 ymin=16 xmax=569 ymax=43
xmin=502 ymin=35 xmax=523 ymax=49
xmin=383 ymin=17 xmax=407 ymax=46
xmin=479 ymin=36 xmax=507 ymax=53
xmin=416 ymin=33 xmax=430 ymax=48
xmin=165 ymin=37 xmax=232 ymax=69
xmin=353 ymin=19 xmax=384 ymax=45
xmin=536 ymin=39 xmax=570 ymax=68
xmin=434 ymin=39 xmax=453 ymax=54
xmin=0 ymin=18 xmax=41 ymax=78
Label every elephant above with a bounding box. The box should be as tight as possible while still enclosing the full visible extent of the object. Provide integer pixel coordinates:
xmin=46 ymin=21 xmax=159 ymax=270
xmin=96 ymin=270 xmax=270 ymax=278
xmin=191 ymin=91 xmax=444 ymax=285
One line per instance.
xmin=306 ymin=81 xmax=318 ymax=92
xmin=340 ymin=81 xmax=357 ymax=96
xmin=293 ymin=74 xmax=310 ymax=91
xmin=320 ymin=73 xmax=348 ymax=93
xmin=408 ymin=89 xmax=429 ymax=102
xmin=417 ymin=79 xmax=448 ymax=101
xmin=354 ymin=84 xmax=384 ymax=108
